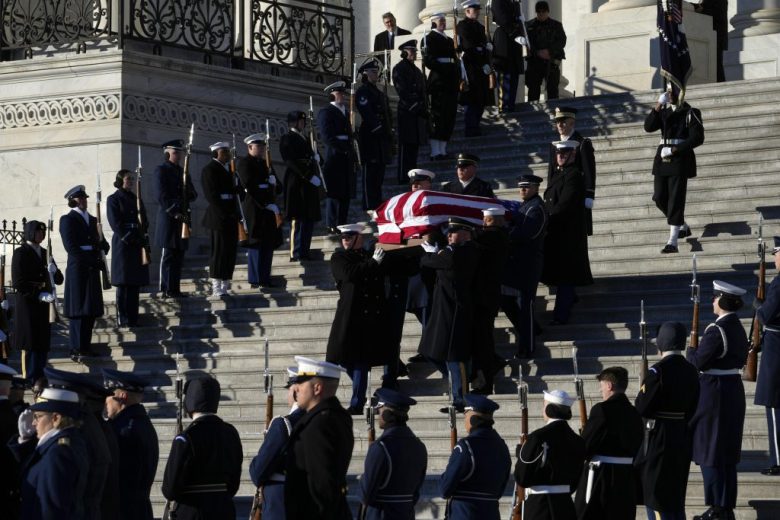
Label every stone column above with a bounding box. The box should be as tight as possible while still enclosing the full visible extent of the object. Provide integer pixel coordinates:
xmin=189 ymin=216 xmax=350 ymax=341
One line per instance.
xmin=725 ymin=0 xmax=780 ymax=79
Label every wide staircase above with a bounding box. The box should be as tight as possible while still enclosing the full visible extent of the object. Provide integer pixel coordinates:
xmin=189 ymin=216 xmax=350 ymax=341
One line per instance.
xmin=41 ymin=77 xmax=780 ymax=519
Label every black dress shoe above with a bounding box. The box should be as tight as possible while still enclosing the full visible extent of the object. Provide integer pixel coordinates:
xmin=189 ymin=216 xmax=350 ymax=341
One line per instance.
xmin=79 ymin=348 xmax=99 ymax=357
xmin=678 ymin=226 xmax=692 ymax=239
xmin=69 ymin=349 xmax=81 ymax=362
xmin=548 ymin=319 xmax=566 ymax=326
xmin=407 ymin=353 xmax=426 ymax=363
xmin=692 ymin=506 xmax=722 ymax=520
xmin=661 ymin=244 xmax=679 ymax=254
xmin=397 ymin=361 xmax=409 ymax=378
xmin=346 ymin=405 xmax=364 ymax=416
xmin=761 ymin=465 xmax=780 ymax=475
xmin=471 ymin=385 xmax=493 ymax=395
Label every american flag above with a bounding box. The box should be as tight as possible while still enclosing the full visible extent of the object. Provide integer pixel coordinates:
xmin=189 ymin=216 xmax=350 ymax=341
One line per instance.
xmin=374 ymin=190 xmax=521 ymax=244
xmin=657 ymin=0 xmax=692 ymax=102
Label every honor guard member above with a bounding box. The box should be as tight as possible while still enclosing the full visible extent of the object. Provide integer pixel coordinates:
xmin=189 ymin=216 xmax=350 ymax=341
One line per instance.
xmin=238 ymin=133 xmax=283 ymax=288
xmin=441 ymin=153 xmax=496 ymax=197
xmin=285 ymin=356 xmax=354 ymax=519
xmin=11 ymin=220 xmax=63 ymax=384
xmin=687 ymin=281 xmax=749 ymax=520
xmin=574 ymin=367 xmax=643 ymax=520
xmin=491 ymin=0 xmax=526 ymax=112
xmin=356 ymin=59 xmax=391 ymax=208
xmin=393 ymin=40 xmax=428 ymax=185
xmin=9 ymin=387 xmax=89 ymax=520
xmin=0 ymin=365 xmax=20 ymax=517
xmin=250 ymin=367 xmax=306 ymax=519
xmin=405 ymin=170 xmax=437 ymax=345
xmin=549 ymin=107 xmax=597 ymax=235
xmin=440 ymin=394 xmax=511 ymax=519
xmin=500 ymin=174 xmax=547 ymax=358
xmin=60 ymin=185 xmax=109 ymax=359
xmin=162 ymin=375 xmax=243 ymax=519
xmin=103 ymin=369 xmax=159 ymax=520
xmin=514 ymin=390 xmax=586 ymax=520
xmin=154 ymin=139 xmax=197 ymax=298
xmin=635 ymin=321 xmax=701 ymax=520
xmin=279 ymin=111 xmax=322 ymax=262
xmin=524 ymin=1 xmax=566 ymax=101
xmin=107 ymin=169 xmax=150 ymax=327
xmin=201 ymin=141 xmax=239 ymax=296
xmin=359 ymin=388 xmax=428 ymax=519
xmin=644 ymin=90 xmax=704 ymax=253
xmin=754 ymin=237 xmax=780 ymax=476
xmin=423 ymin=13 xmax=459 ymax=160
xmin=317 ymin=81 xmax=355 ymax=234
xmin=373 ymin=12 xmax=411 ymax=55
xmin=457 ymin=1 xmax=493 ymax=137
xmin=542 ymin=141 xmax=593 ymax=325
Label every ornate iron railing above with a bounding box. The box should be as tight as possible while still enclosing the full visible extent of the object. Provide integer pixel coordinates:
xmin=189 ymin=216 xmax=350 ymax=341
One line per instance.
xmin=0 ymin=219 xmax=27 ymax=248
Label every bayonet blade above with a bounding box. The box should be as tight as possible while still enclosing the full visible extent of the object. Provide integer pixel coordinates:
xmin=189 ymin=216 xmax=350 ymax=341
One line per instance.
xmin=572 ymin=346 xmax=579 ymax=380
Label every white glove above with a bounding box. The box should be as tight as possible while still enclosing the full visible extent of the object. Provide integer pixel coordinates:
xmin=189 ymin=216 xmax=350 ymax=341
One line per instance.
xmin=514 ymin=36 xmax=528 ymax=47
xmin=372 ymin=248 xmax=386 ymax=265
xmin=266 ymin=203 xmax=280 ymax=214
xmin=314 ymin=153 xmax=322 ymax=163
xmin=584 ymin=198 xmax=594 ymax=209
xmin=658 ymin=91 xmax=670 ymax=106
xmin=309 ymin=176 xmax=322 ymax=188
xmin=421 ymin=242 xmax=439 ymax=253
xmin=0 ymin=330 xmax=6 ymax=342
xmin=268 ymin=175 xmax=277 ymax=186
xmin=0 ymin=300 xmax=8 ymax=311
xmin=18 ymin=409 xmax=35 ymax=440
xmin=660 ymin=147 xmax=673 ymax=159
xmin=48 ymin=262 xmax=57 ymax=274
xmin=486 ymin=42 xmax=494 ymax=52
xmin=38 ymin=292 xmax=54 ymax=303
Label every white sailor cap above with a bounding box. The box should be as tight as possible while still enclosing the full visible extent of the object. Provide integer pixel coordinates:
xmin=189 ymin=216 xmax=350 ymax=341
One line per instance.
xmin=543 ymin=389 xmax=574 ymax=407
xmin=461 ymin=1 xmax=481 ymax=8
xmin=294 ymin=356 xmax=346 ymax=380
xmin=408 ymin=169 xmax=436 ymax=182
xmin=337 ymin=223 xmax=367 ymax=235
xmin=430 ymin=12 xmax=446 ymax=21
xmin=772 ymin=236 xmax=780 ymax=255
xmin=324 ymin=81 xmax=348 ymax=94
xmin=209 ymin=141 xmax=230 ymax=152
xmin=36 ymin=387 xmax=80 ymax=403
xmin=482 ymin=207 xmax=505 ymax=217
xmin=0 ymin=364 xmax=18 ymax=380
xmin=29 ymin=387 xmax=82 ymax=415
xmin=244 ymin=133 xmax=267 ymax=145
xmin=712 ymin=280 xmax=747 ymax=297
xmin=552 ymin=140 xmax=579 ymax=150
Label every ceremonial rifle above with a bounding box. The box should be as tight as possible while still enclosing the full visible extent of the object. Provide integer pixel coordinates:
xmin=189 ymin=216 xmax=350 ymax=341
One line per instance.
xmin=745 ymin=214 xmax=765 ymax=382
xmin=0 ymin=242 xmax=9 ymax=360
xmin=181 ymin=123 xmax=195 ymax=240
xmin=250 ymin=339 xmax=274 ymax=520
xmin=453 ymin=1 xmax=470 ymax=92
xmin=639 ymin=300 xmax=649 ymax=384
xmin=419 ymin=32 xmax=434 ymax=135
xmin=690 ymin=254 xmax=700 ymax=349
xmin=136 ymin=146 xmax=152 ymax=266
xmin=484 ymin=0 xmax=497 ymax=92
xmin=95 ymin=171 xmax=112 ymax=290
xmin=510 ymin=374 xmax=529 ymax=520
xmin=349 ymin=62 xmax=364 ymax=168
xmin=448 ymin=377 xmax=457 ymax=450
xmin=231 ymin=134 xmax=250 ymax=244
xmin=573 ymin=346 xmax=587 ymax=432
xmin=162 ymin=352 xmax=184 ymax=520
xmin=365 ymin=370 xmax=375 ymax=444
xmin=264 ymin=120 xmax=284 ymax=229
xmin=46 ymin=207 xmax=61 ymax=323
xmin=382 ymin=48 xmax=399 ymax=157
xmin=308 ymin=96 xmax=328 ymax=193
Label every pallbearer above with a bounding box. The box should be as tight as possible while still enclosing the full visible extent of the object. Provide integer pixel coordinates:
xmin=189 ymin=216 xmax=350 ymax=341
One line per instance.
xmin=687 ymin=281 xmax=749 ymax=520
xmin=422 ymin=13 xmax=459 ymax=160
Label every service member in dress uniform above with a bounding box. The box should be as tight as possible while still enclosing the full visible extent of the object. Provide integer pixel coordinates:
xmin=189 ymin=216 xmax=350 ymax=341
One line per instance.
xmin=754 ymin=237 xmax=780 ymax=476
xmin=548 ymin=107 xmax=597 ymax=236
xmin=0 ymin=364 xmax=20 ymax=518
xmin=285 ymin=356 xmax=354 ymax=519
xmin=162 ymin=375 xmax=243 ymax=519
xmin=440 ymin=394 xmax=511 ymax=519
xmin=491 ymin=0 xmax=525 ymax=113
xmin=237 ymin=133 xmax=283 ymax=288
xmin=574 ymin=367 xmax=644 ymax=520
xmin=356 ymin=59 xmax=391 ymax=208
xmin=422 ymin=13 xmax=459 ymax=161
xmin=500 ymin=174 xmax=548 ymax=358
xmin=635 ymin=321 xmax=701 ymax=520
xmin=317 ymin=81 xmax=355 ymax=234
xmin=644 ymin=90 xmax=704 ymax=253
xmin=524 ymin=1 xmax=566 ymax=101
xmin=11 ymin=220 xmax=63 ymax=384
xmin=393 ymin=40 xmax=428 ymax=184
xmin=441 ymin=153 xmax=496 ymax=198
xmin=279 ymin=111 xmax=323 ymax=262
xmin=154 ymin=139 xmax=197 ymax=298
xmin=514 ymin=389 xmax=586 ymax=520
xmin=250 ymin=367 xmax=306 ymax=519
xmin=9 ymin=387 xmax=89 ymax=520
xmin=103 ymin=369 xmax=159 ymax=520
xmin=541 ymin=141 xmax=593 ymax=325
xmin=60 ymin=185 xmax=109 ymax=358
xmin=359 ymin=388 xmax=428 ymax=519
xmin=687 ymin=281 xmax=749 ymax=520
xmin=457 ymin=1 xmax=493 ymax=137
xmin=107 ymin=169 xmax=150 ymax=327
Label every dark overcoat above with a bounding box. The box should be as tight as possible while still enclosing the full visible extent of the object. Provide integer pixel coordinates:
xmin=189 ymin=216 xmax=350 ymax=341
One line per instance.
xmin=547 ymin=131 xmax=597 ymax=235
xmin=60 ymin=210 xmax=108 ymax=318
xmin=541 ymin=164 xmax=593 ymax=287
xmin=635 ymin=353 xmax=700 ymax=512
xmin=316 ymin=103 xmax=355 ymax=200
xmin=279 ymin=129 xmax=322 ymax=222
xmin=0 ymin=399 xmax=19 ymax=517
xmin=237 ymin=154 xmax=283 ymax=248
xmin=99 ymin=418 xmax=121 ymax=520
xmin=475 ymin=226 xmax=509 ymax=316
xmin=503 ymin=194 xmax=547 ymax=292
xmin=440 ymin=177 xmax=496 ymax=198
xmin=644 ymin=103 xmax=704 ymax=179
xmin=372 ymin=27 xmax=411 ymax=53
xmin=525 ymin=17 xmax=566 ymax=59
xmin=285 ymin=396 xmax=354 ymax=519
xmin=757 ymin=274 xmax=780 ymax=407
xmin=422 ymin=29 xmax=459 ymax=141
xmin=457 ymin=17 xmax=493 ymax=106
xmin=107 ymin=188 xmax=150 ymax=286
xmin=356 ymin=80 xmax=391 ymax=160
xmin=491 ymin=0 xmax=525 ymax=74
xmin=392 ymin=58 xmax=428 ymax=145
xmin=154 ymin=160 xmax=197 ymax=250
xmin=687 ymin=312 xmax=749 ymax=466
xmin=11 ymin=243 xmax=62 ymax=352
xmin=201 ymin=159 xmax=239 ymax=231
xmin=80 ymin=410 xmax=112 ymax=520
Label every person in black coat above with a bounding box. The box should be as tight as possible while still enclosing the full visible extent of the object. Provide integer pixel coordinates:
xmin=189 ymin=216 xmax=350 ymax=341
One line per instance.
xmin=542 ymin=141 xmax=593 ymax=325
xmin=60 ymin=185 xmax=109 ymax=358
xmin=372 ymin=12 xmax=411 ymax=54
xmin=575 ymin=367 xmax=644 ymax=520
xmin=162 ymin=376 xmax=243 ymax=519
xmin=422 ymin=14 xmax=459 ymax=160
xmin=285 ymin=356 xmax=353 ymax=519
xmin=515 ymin=390 xmax=586 ymax=520
xmin=687 ymin=281 xmax=749 ymax=520
xmin=393 ymin=40 xmax=428 ymax=184
xmin=491 ymin=0 xmax=525 ymax=112
xmin=237 ymin=133 xmax=283 ymax=288
xmin=356 ymin=59 xmax=391 ymax=206
xmin=441 ymin=153 xmax=496 ymax=198
xmin=280 ymin=110 xmax=322 ymax=261
xmin=316 ymin=81 xmax=355 ymax=234
xmin=11 ymin=220 xmax=63 ymax=384
xmin=501 ymin=174 xmax=548 ymax=358
xmin=359 ymin=388 xmax=428 ymax=519
xmin=457 ymin=1 xmax=493 ymax=136
xmin=107 ymin=169 xmax=150 ymax=327
xmin=525 ymin=1 xmax=566 ymax=101
xmin=635 ymin=321 xmax=701 ymax=520
xmin=694 ymin=0 xmax=728 ymax=82
xmin=644 ymin=91 xmax=704 ymax=253
xmin=0 ymin=365 xmax=21 ymax=519
xmin=103 ymin=369 xmax=159 ymax=520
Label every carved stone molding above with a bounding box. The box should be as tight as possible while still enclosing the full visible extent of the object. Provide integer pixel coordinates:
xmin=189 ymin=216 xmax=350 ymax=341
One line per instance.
xmin=0 ymin=94 xmax=121 ymax=129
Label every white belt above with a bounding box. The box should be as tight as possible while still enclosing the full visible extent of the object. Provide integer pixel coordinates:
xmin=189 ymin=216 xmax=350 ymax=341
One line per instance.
xmin=436 ymin=57 xmax=455 ymax=63
xmin=659 ymin=138 xmax=685 ymax=145
xmin=586 ymin=456 xmax=633 ymax=503
xmin=764 ymin=326 xmax=780 ymax=333
xmin=219 ymin=194 xmax=234 ymax=200
xmin=336 ymin=135 xmax=349 ymax=141
xmin=702 ymin=368 xmax=740 ymax=376
xmin=79 ymin=245 xmax=94 ymax=251
xmin=525 ymin=485 xmax=569 ymax=496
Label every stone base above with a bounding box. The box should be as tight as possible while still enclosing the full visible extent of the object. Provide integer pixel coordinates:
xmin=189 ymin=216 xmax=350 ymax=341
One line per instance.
xmin=725 ymin=33 xmax=780 ymax=80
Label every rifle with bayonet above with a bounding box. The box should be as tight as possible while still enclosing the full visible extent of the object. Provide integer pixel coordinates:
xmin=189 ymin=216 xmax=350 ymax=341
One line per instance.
xmin=639 ymin=300 xmax=649 ymax=383
xmin=349 ymin=63 xmax=364 ymax=169
xmin=181 ymin=123 xmax=195 ymax=240
xmin=249 ymin=339 xmax=274 ymax=520
xmin=366 ymin=370 xmax=375 ymax=444
xmin=95 ymin=172 xmax=112 ymax=290
xmin=308 ymin=96 xmax=328 ymax=193
xmin=230 ymin=134 xmax=250 ymax=245
xmin=484 ymin=0 xmax=497 ymax=92
xmin=745 ymin=214 xmax=765 ymax=382
xmin=136 ymin=146 xmax=152 ymax=266
xmin=510 ymin=374 xmax=529 ymax=520
xmin=0 ymin=242 xmax=9 ymax=360
xmin=264 ymin=120 xmax=284 ymax=229
xmin=419 ymin=33 xmax=435 ymax=136
xmin=162 ymin=352 xmax=184 ymax=520
xmin=573 ymin=346 xmax=587 ymax=432
xmin=381 ymin=49 xmax=399 ymax=158
xmin=453 ymin=1 xmax=470 ymax=92
xmin=690 ymin=254 xmax=700 ymax=349
xmin=448 ymin=378 xmax=458 ymax=449
xmin=46 ymin=207 xmax=61 ymax=323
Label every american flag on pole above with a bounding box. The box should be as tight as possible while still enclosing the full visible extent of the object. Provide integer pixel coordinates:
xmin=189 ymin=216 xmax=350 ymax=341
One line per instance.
xmin=374 ymin=190 xmax=521 ymax=244
xmin=657 ymin=0 xmax=692 ymax=103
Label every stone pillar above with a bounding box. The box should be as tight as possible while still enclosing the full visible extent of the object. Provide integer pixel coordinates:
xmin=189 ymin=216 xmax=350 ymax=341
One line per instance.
xmin=725 ymin=0 xmax=780 ymax=79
